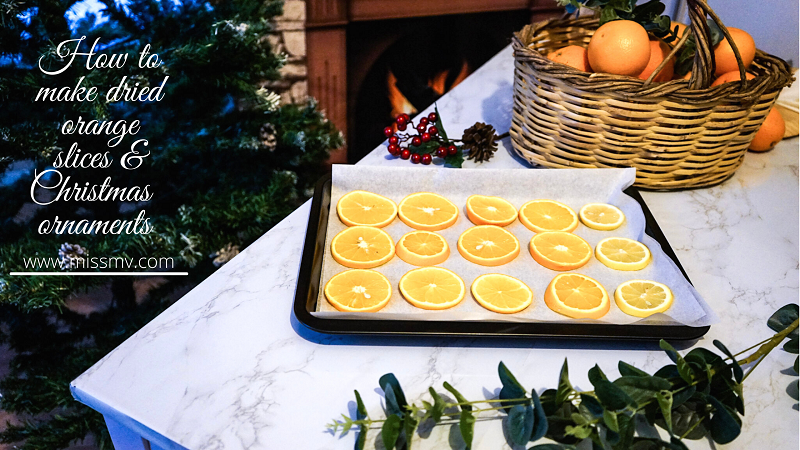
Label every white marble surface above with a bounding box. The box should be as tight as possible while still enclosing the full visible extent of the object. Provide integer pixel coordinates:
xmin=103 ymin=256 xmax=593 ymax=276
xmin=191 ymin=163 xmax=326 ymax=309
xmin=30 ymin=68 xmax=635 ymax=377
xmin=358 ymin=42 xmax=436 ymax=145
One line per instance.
xmin=71 ymin=46 xmax=800 ymax=450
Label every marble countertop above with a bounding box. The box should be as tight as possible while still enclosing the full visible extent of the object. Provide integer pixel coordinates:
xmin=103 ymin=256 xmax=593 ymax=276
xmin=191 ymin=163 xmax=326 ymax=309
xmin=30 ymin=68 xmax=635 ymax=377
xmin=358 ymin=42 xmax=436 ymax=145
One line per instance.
xmin=71 ymin=46 xmax=799 ymax=450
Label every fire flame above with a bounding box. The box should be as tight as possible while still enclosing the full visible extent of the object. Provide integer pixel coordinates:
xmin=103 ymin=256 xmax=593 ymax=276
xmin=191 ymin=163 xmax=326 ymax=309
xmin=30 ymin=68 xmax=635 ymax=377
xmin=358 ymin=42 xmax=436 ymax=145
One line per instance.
xmin=429 ymin=60 xmax=470 ymax=95
xmin=387 ymin=71 xmax=417 ymax=119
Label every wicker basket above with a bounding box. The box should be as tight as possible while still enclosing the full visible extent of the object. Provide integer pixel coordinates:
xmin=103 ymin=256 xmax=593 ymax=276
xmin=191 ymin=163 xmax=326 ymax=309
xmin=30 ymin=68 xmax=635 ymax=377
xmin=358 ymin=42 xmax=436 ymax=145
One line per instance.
xmin=510 ymin=0 xmax=794 ymax=189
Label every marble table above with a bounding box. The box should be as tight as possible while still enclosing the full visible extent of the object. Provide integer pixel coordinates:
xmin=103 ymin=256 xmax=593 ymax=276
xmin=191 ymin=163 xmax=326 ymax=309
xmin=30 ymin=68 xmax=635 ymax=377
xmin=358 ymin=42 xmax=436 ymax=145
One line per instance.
xmin=71 ymin=46 xmax=799 ymax=450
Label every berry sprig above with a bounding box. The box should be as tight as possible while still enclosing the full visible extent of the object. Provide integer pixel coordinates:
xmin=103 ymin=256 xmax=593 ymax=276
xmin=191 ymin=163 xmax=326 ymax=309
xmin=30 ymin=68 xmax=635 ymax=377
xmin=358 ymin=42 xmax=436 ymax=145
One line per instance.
xmin=383 ymin=105 xmax=465 ymax=168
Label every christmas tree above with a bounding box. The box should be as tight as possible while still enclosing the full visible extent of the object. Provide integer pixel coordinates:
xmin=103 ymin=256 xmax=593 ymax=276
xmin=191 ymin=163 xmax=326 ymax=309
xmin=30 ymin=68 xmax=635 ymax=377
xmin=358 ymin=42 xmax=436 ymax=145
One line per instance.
xmin=0 ymin=0 xmax=342 ymax=447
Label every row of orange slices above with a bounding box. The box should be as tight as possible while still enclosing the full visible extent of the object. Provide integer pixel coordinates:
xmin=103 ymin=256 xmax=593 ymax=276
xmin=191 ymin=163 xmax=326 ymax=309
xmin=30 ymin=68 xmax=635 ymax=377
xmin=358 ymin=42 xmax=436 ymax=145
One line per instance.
xmin=325 ymin=267 xmax=674 ymax=319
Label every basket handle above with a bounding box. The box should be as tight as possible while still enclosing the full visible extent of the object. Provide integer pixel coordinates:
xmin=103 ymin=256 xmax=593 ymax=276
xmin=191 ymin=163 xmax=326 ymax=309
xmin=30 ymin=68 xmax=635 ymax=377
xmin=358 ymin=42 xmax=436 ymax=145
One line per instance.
xmin=645 ymin=0 xmax=749 ymax=90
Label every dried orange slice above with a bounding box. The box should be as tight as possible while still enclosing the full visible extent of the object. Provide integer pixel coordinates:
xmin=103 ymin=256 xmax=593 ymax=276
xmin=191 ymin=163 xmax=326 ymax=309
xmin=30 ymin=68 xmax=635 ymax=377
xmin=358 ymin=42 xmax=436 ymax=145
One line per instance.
xmin=595 ymin=237 xmax=651 ymax=271
xmin=579 ymin=203 xmax=625 ymax=231
xmin=614 ymin=279 xmax=674 ymax=318
xmin=398 ymin=192 xmax=459 ymax=231
xmin=544 ymin=273 xmax=610 ymax=319
xmin=471 ymin=274 xmax=533 ymax=314
xmin=330 ymin=226 xmax=394 ymax=269
xmin=395 ymin=230 xmax=450 ymax=266
xmin=324 ymin=269 xmax=392 ymax=312
xmin=457 ymin=225 xmax=520 ymax=267
xmin=529 ymin=231 xmax=592 ymax=271
xmin=399 ymin=267 xmax=466 ymax=310
xmin=337 ymin=190 xmax=397 ymax=228
xmin=466 ymin=195 xmax=517 ymax=226
xmin=519 ymin=199 xmax=579 ymax=233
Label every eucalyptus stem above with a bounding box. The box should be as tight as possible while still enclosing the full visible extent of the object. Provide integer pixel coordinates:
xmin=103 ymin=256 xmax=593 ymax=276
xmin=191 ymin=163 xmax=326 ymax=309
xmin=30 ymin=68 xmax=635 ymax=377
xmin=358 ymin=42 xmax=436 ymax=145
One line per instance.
xmin=738 ymin=319 xmax=798 ymax=366
xmin=680 ymin=416 xmax=705 ymax=439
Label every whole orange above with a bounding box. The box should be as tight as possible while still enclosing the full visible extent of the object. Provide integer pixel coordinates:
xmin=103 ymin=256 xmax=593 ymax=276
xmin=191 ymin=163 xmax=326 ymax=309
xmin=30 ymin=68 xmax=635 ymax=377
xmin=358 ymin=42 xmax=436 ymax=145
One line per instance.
xmin=548 ymin=45 xmax=591 ymax=72
xmin=713 ymin=28 xmax=756 ymax=76
xmin=749 ymin=107 xmax=785 ymax=152
xmin=711 ymin=70 xmax=755 ymax=86
xmin=588 ymin=20 xmax=651 ymax=76
xmin=672 ymin=22 xmax=690 ymax=38
xmin=638 ymin=39 xmax=674 ymax=82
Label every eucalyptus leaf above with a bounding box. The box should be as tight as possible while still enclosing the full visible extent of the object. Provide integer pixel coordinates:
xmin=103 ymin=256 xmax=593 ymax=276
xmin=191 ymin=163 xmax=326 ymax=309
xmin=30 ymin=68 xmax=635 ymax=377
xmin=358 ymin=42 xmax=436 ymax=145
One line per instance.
xmin=403 ymin=413 xmax=419 ymax=450
xmin=381 ymin=414 xmax=403 ymax=450
xmin=671 ymin=385 xmax=696 ymax=409
xmin=539 ymin=389 xmax=559 ymax=415
xmin=557 ymin=359 xmax=573 ymax=405
xmin=653 ymin=364 xmax=679 ymax=380
xmin=713 ymin=340 xmax=743 ymax=383
xmin=428 ymin=387 xmax=445 ymax=422
xmin=613 ymin=376 xmax=671 ymax=405
xmin=356 ymin=424 xmax=367 ymax=450
xmin=531 ymin=389 xmax=549 ymax=442
xmin=443 ymin=382 xmax=472 ymax=412
xmin=499 ymin=362 xmax=528 ymax=413
xmin=658 ymin=402 xmax=707 ymax=440
xmin=460 ymin=409 xmax=476 ymax=449
xmin=565 ymin=424 xmax=593 ymax=439
xmin=355 ymin=390 xmax=368 ymax=450
xmin=599 ymin=5 xmax=619 ymax=25
xmin=589 ymin=364 xmax=608 ymax=386
xmin=614 ymin=413 xmax=635 ymax=450
xmin=784 ymin=338 xmax=799 ymax=354
xmin=384 ymin=384 xmax=404 ymax=417
xmin=707 ymin=395 xmax=741 ymax=444
xmin=656 ymin=391 xmax=673 ymax=434
xmin=570 ymin=412 xmax=589 ymax=426
xmin=341 ymin=415 xmax=353 ymax=434
xmin=603 ymin=410 xmax=619 ymax=432
xmin=355 ymin=390 xmax=367 ymax=420
xmin=618 ymin=361 xmax=649 ymax=377
xmin=595 ymin=379 xmax=637 ymax=410
xmin=659 ymin=340 xmax=695 ymax=383
xmin=767 ymin=304 xmax=799 ymax=340
xmin=380 ymin=374 xmax=408 ymax=409
xmin=608 ymin=0 xmax=632 ymax=13
xmin=580 ymin=394 xmax=605 ymax=418
xmin=509 ymin=404 xmax=535 ymax=446
xmin=706 ymin=19 xmax=724 ymax=47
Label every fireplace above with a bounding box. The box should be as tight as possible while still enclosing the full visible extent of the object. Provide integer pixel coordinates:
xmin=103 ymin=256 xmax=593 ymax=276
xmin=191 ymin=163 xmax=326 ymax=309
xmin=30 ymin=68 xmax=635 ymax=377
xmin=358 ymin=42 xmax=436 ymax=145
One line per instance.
xmin=305 ymin=0 xmax=563 ymax=163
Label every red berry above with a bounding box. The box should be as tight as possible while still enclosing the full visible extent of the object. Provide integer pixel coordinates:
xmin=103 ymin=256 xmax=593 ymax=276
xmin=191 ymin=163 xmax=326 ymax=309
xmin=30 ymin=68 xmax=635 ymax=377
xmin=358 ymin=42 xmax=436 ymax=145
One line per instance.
xmin=428 ymin=126 xmax=438 ymax=135
xmin=411 ymin=136 xmax=422 ymax=146
xmin=384 ymin=127 xmax=394 ymax=137
xmin=401 ymin=113 xmax=410 ymax=122
xmin=421 ymin=154 xmax=432 ymax=165
xmin=388 ymin=136 xmax=399 ymax=145
xmin=400 ymin=149 xmax=411 ymax=160
xmin=388 ymin=143 xmax=399 ymax=154
xmin=397 ymin=123 xmax=407 ymax=131
xmin=428 ymin=112 xmax=438 ymax=122
xmin=396 ymin=115 xmax=407 ymax=126
xmin=447 ymin=145 xmax=458 ymax=155
xmin=419 ymin=117 xmax=429 ymax=126
xmin=436 ymin=146 xmax=447 ymax=158
xmin=416 ymin=124 xmax=426 ymax=133
xmin=421 ymin=133 xmax=431 ymax=143
xmin=411 ymin=153 xmax=421 ymax=164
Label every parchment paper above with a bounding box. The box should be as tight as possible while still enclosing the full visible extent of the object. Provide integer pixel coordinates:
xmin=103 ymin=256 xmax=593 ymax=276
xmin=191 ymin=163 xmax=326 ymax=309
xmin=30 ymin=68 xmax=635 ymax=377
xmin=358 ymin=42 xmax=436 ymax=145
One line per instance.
xmin=313 ymin=165 xmax=717 ymax=327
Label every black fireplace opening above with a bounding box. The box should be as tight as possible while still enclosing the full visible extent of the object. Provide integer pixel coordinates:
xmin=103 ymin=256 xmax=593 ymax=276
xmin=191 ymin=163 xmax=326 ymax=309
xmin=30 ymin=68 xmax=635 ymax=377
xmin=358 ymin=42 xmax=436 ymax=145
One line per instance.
xmin=347 ymin=11 xmax=532 ymax=163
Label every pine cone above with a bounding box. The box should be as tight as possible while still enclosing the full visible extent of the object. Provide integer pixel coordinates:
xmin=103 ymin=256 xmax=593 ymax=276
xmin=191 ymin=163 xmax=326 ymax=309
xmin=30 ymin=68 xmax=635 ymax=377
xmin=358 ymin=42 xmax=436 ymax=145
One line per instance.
xmin=462 ymin=122 xmax=499 ymax=163
xmin=58 ymin=243 xmax=88 ymax=270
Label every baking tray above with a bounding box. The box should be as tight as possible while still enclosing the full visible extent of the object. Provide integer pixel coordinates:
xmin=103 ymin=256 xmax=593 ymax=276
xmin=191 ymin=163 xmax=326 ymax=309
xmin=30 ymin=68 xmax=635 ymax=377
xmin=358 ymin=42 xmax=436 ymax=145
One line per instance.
xmin=293 ymin=173 xmax=710 ymax=340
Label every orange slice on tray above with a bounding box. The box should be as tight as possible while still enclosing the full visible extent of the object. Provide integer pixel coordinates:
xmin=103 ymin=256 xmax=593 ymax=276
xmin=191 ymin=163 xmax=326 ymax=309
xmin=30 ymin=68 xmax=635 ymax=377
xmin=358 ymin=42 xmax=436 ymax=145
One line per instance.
xmin=471 ymin=273 xmax=533 ymax=314
xmin=529 ymin=231 xmax=592 ymax=271
xmin=466 ymin=195 xmax=517 ymax=226
xmin=395 ymin=230 xmax=450 ymax=266
xmin=579 ymin=203 xmax=625 ymax=231
xmin=457 ymin=225 xmax=520 ymax=267
xmin=544 ymin=273 xmax=610 ymax=319
xmin=519 ymin=199 xmax=579 ymax=233
xmin=399 ymin=266 xmax=466 ymax=310
xmin=324 ymin=269 xmax=392 ymax=312
xmin=331 ymin=226 xmax=394 ymax=269
xmin=614 ymin=279 xmax=674 ymax=318
xmin=337 ymin=190 xmax=398 ymax=228
xmin=398 ymin=192 xmax=459 ymax=231
xmin=595 ymin=237 xmax=651 ymax=271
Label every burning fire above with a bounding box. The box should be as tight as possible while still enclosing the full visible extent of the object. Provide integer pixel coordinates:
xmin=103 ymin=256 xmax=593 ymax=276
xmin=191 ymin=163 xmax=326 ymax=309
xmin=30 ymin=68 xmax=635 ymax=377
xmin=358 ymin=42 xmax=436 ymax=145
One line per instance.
xmin=387 ymin=60 xmax=470 ymax=120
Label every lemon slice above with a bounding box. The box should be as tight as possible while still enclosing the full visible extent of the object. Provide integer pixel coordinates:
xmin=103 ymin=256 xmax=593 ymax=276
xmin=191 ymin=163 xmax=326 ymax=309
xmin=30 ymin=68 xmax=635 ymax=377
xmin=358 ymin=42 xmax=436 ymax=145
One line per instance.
xmin=471 ymin=274 xmax=533 ymax=314
xmin=529 ymin=231 xmax=592 ymax=271
xmin=337 ymin=190 xmax=398 ymax=228
xmin=457 ymin=225 xmax=520 ymax=267
xmin=519 ymin=199 xmax=579 ymax=233
xmin=595 ymin=237 xmax=651 ymax=271
xmin=398 ymin=192 xmax=459 ymax=231
xmin=399 ymin=266 xmax=466 ymax=310
xmin=614 ymin=280 xmax=674 ymax=317
xmin=579 ymin=203 xmax=625 ymax=231
xmin=544 ymin=273 xmax=610 ymax=319
xmin=396 ymin=230 xmax=450 ymax=266
xmin=466 ymin=195 xmax=517 ymax=226
xmin=331 ymin=226 xmax=394 ymax=269
xmin=324 ymin=269 xmax=392 ymax=312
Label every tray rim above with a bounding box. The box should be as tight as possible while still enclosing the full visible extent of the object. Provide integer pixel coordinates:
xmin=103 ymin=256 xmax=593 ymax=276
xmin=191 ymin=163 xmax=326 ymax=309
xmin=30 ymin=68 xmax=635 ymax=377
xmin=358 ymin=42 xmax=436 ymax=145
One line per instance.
xmin=293 ymin=172 xmax=710 ymax=341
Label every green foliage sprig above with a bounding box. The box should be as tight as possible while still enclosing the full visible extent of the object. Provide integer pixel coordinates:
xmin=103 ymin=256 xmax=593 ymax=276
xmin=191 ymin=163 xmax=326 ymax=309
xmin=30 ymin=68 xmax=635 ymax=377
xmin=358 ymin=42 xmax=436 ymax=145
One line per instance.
xmin=556 ymin=0 xmax=675 ymax=39
xmin=330 ymin=305 xmax=799 ymax=449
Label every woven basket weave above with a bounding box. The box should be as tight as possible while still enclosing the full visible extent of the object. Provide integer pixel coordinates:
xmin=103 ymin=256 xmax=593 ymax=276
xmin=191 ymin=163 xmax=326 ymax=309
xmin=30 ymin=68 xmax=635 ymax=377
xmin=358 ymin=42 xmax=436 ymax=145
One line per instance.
xmin=510 ymin=0 xmax=794 ymax=189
